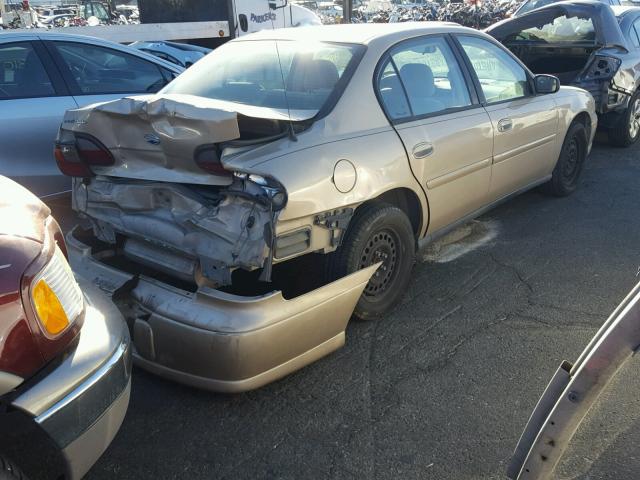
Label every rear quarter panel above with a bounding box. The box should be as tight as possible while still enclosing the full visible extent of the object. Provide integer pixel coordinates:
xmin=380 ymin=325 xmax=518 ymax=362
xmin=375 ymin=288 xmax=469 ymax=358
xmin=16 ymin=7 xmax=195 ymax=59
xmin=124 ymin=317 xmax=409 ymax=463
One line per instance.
xmin=226 ymin=119 xmax=428 ymax=254
xmin=223 ymin=39 xmax=430 ymax=246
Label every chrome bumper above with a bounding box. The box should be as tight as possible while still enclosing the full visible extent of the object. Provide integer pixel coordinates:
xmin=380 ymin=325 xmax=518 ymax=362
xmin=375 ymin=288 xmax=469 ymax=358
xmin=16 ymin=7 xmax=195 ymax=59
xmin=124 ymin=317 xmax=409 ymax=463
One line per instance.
xmin=12 ymin=279 xmax=132 ymax=479
xmin=67 ymin=229 xmax=377 ymax=393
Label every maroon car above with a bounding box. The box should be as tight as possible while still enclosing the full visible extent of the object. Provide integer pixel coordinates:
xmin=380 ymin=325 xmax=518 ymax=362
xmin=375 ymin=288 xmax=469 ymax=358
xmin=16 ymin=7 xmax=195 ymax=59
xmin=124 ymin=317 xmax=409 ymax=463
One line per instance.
xmin=0 ymin=176 xmax=131 ymax=480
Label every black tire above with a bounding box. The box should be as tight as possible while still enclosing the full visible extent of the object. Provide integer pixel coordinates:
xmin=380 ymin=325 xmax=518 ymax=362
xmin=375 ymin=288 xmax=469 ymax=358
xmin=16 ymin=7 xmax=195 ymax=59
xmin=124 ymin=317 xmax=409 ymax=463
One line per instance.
xmin=325 ymin=202 xmax=415 ymax=321
xmin=609 ymin=90 xmax=640 ymax=148
xmin=0 ymin=456 xmax=26 ymax=480
xmin=543 ymin=121 xmax=588 ymax=197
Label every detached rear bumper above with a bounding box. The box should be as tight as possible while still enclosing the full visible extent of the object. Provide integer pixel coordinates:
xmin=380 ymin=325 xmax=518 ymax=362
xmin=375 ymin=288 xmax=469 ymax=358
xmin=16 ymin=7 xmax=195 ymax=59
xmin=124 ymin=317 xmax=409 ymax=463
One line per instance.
xmin=12 ymin=278 xmax=131 ymax=480
xmin=67 ymin=228 xmax=378 ymax=393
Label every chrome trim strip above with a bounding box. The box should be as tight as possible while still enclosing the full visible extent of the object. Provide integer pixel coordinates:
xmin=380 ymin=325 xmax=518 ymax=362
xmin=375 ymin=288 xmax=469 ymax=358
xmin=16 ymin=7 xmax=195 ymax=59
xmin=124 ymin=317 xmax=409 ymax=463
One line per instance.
xmin=493 ymin=134 xmax=556 ymax=165
xmin=426 ymin=158 xmax=492 ymax=190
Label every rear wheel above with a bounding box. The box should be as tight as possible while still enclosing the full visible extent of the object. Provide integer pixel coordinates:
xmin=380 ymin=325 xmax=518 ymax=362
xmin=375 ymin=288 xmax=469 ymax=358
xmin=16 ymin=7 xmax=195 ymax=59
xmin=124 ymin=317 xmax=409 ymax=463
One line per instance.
xmin=0 ymin=456 xmax=27 ymax=480
xmin=325 ymin=202 xmax=415 ymax=321
xmin=609 ymin=90 xmax=640 ymax=147
xmin=543 ymin=121 xmax=587 ymax=197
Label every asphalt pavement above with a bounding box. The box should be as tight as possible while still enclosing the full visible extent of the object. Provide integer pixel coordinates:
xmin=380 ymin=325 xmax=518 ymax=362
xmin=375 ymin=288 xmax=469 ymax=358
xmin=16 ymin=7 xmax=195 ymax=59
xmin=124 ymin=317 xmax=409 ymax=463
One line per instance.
xmin=52 ymin=136 xmax=640 ymax=480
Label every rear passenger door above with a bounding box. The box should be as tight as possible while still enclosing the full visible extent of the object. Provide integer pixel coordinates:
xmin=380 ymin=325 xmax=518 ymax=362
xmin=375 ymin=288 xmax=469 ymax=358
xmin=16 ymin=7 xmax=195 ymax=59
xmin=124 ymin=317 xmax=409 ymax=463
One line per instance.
xmin=0 ymin=38 xmax=77 ymax=197
xmin=454 ymin=35 xmax=558 ymax=202
xmin=376 ymin=35 xmax=494 ymax=234
xmin=44 ymin=40 xmax=174 ymax=108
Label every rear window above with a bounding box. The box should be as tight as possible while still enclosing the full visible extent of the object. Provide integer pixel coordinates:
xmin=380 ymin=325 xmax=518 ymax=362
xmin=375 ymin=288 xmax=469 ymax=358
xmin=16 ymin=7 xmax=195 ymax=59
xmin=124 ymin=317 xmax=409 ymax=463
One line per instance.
xmin=507 ymin=15 xmax=597 ymax=43
xmin=162 ymin=40 xmax=361 ymax=120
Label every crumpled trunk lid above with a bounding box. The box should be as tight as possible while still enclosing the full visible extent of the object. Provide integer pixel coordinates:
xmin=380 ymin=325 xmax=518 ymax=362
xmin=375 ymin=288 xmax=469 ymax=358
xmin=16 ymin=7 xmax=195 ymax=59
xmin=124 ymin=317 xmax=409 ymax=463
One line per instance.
xmin=61 ymin=93 xmax=241 ymax=185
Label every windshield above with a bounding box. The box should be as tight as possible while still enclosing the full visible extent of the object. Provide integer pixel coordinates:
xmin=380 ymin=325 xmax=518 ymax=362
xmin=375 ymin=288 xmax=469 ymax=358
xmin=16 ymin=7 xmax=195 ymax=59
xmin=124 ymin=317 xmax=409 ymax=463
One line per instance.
xmin=506 ymin=14 xmax=597 ymax=43
xmin=162 ymin=40 xmax=361 ymax=120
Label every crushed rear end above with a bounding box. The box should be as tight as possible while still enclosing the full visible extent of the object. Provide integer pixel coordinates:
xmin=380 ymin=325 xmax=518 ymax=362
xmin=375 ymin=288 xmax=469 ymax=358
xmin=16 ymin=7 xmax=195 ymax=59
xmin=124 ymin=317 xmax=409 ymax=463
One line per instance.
xmin=487 ymin=1 xmax=635 ymax=116
xmin=58 ymin=94 xmax=378 ymax=392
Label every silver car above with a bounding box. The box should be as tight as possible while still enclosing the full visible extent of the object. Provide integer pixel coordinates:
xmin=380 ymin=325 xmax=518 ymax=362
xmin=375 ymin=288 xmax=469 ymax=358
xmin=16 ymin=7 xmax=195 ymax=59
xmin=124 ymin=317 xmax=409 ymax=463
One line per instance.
xmin=0 ymin=32 xmax=183 ymax=199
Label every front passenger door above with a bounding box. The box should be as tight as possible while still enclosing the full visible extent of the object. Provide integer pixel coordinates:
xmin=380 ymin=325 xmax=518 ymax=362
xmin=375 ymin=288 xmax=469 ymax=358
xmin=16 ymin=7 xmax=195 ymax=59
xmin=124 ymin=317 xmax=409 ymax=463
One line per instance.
xmin=456 ymin=35 xmax=558 ymax=202
xmin=377 ymin=35 xmax=494 ymax=234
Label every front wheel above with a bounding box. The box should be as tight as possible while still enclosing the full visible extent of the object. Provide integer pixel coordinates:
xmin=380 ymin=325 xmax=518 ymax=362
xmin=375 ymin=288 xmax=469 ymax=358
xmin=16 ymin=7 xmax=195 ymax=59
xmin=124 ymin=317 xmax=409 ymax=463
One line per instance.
xmin=609 ymin=91 xmax=640 ymax=148
xmin=542 ymin=121 xmax=588 ymax=197
xmin=325 ymin=202 xmax=415 ymax=321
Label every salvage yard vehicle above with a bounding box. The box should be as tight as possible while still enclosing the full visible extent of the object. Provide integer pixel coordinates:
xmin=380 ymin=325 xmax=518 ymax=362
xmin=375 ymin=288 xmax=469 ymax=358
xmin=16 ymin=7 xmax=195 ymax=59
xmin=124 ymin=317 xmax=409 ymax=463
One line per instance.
xmin=0 ymin=176 xmax=131 ymax=480
xmin=129 ymin=40 xmax=211 ymax=68
xmin=59 ymin=23 xmax=597 ymax=393
xmin=0 ymin=32 xmax=183 ymax=199
xmin=487 ymin=1 xmax=640 ymax=147
xmin=510 ymin=0 xmax=619 ymax=18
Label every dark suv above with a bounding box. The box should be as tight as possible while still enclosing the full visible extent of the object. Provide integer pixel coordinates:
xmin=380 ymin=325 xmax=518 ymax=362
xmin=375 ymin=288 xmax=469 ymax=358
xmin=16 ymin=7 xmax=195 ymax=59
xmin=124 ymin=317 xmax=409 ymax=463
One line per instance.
xmin=0 ymin=176 xmax=131 ymax=479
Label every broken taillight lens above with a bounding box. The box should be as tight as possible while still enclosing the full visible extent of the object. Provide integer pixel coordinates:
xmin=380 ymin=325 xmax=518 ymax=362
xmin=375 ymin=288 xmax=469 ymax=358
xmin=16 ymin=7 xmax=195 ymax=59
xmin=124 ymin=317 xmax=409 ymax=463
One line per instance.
xmin=580 ymin=55 xmax=621 ymax=82
xmin=194 ymin=145 xmax=231 ymax=177
xmin=54 ymin=130 xmax=114 ymax=177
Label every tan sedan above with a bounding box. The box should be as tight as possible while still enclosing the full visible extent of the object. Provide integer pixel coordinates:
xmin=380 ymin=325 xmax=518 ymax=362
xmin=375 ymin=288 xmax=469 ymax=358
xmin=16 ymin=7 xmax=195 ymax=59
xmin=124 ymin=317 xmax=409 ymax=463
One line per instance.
xmin=56 ymin=23 xmax=597 ymax=392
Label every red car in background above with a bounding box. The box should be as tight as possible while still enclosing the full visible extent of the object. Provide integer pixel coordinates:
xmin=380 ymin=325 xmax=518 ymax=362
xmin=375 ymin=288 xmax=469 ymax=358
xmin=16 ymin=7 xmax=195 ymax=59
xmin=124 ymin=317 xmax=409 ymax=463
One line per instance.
xmin=0 ymin=176 xmax=131 ymax=480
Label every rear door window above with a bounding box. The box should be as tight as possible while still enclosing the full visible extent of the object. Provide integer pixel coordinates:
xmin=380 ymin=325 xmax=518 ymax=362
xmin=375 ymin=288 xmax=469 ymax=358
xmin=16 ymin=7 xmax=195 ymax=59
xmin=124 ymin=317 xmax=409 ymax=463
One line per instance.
xmin=0 ymin=42 xmax=55 ymax=99
xmin=376 ymin=36 xmax=472 ymax=121
xmin=52 ymin=41 xmax=167 ymax=95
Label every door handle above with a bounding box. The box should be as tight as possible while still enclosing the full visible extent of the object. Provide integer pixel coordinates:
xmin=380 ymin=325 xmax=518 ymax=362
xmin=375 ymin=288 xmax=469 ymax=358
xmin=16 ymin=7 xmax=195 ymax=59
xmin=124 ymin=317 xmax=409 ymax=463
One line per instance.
xmin=412 ymin=142 xmax=434 ymax=159
xmin=497 ymin=118 xmax=513 ymax=133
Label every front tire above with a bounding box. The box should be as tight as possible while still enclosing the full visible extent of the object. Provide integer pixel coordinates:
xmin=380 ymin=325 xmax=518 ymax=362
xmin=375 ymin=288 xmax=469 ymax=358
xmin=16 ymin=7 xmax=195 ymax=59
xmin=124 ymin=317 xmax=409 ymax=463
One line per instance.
xmin=609 ymin=90 xmax=640 ymax=147
xmin=543 ymin=121 xmax=587 ymax=197
xmin=325 ymin=202 xmax=415 ymax=321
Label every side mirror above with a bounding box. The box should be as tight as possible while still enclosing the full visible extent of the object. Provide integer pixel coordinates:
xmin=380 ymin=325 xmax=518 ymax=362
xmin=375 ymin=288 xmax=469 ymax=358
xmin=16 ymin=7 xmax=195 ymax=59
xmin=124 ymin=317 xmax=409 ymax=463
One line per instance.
xmin=534 ymin=74 xmax=560 ymax=94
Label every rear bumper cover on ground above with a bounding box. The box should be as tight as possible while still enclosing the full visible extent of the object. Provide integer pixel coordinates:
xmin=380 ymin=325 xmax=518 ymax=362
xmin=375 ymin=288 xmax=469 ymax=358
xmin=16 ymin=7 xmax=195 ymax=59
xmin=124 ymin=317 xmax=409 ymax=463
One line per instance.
xmin=11 ymin=279 xmax=131 ymax=479
xmin=66 ymin=229 xmax=378 ymax=393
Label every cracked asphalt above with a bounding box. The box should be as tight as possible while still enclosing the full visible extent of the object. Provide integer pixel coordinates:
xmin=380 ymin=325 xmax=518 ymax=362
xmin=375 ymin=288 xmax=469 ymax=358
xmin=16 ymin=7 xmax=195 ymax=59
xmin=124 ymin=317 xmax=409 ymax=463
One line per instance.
xmin=52 ymin=137 xmax=640 ymax=479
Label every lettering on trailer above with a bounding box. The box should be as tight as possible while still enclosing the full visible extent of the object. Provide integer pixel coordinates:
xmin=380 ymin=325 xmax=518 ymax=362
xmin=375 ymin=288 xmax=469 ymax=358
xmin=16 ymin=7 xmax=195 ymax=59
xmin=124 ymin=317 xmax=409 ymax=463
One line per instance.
xmin=250 ymin=12 xmax=277 ymax=23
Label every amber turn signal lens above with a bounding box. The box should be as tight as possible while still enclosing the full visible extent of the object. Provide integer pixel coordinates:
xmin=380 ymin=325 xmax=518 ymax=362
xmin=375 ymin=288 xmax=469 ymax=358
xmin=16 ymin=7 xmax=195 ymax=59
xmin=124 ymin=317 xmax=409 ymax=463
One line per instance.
xmin=32 ymin=279 xmax=70 ymax=335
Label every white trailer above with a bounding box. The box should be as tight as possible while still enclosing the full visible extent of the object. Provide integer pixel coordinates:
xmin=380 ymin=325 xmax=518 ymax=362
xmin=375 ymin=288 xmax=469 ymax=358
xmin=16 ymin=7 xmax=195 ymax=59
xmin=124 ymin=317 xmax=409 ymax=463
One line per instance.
xmin=1 ymin=0 xmax=320 ymax=44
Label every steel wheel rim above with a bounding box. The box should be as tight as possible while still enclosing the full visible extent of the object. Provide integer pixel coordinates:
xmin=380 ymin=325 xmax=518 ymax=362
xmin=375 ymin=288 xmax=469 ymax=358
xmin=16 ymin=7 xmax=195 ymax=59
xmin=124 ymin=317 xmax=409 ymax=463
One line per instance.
xmin=561 ymin=135 xmax=581 ymax=184
xmin=359 ymin=229 xmax=399 ymax=298
xmin=629 ymin=99 xmax=640 ymax=139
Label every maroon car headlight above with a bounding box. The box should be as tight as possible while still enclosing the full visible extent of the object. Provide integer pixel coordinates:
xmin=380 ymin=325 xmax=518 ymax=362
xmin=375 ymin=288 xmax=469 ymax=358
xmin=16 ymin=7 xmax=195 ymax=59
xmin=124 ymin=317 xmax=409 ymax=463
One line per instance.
xmin=580 ymin=55 xmax=621 ymax=82
xmin=29 ymin=243 xmax=84 ymax=337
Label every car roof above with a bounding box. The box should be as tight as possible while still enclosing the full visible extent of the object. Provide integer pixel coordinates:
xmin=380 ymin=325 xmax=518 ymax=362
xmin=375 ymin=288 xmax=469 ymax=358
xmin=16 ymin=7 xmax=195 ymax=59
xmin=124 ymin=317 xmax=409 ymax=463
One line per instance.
xmin=0 ymin=31 xmax=183 ymax=72
xmin=237 ymin=22 xmax=475 ymax=45
xmin=612 ymin=4 xmax=640 ymax=15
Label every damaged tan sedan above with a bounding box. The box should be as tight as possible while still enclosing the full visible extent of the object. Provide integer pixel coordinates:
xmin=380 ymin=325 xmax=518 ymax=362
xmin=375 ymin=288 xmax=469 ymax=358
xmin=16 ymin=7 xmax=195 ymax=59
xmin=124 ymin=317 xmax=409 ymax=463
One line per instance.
xmin=56 ymin=23 xmax=597 ymax=392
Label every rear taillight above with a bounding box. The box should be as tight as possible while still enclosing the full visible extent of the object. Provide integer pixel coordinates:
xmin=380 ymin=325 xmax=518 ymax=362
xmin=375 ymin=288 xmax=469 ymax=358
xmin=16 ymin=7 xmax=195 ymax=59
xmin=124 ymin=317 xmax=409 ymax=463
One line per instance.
xmin=580 ymin=56 xmax=621 ymax=82
xmin=54 ymin=130 xmax=114 ymax=177
xmin=194 ymin=145 xmax=232 ymax=177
